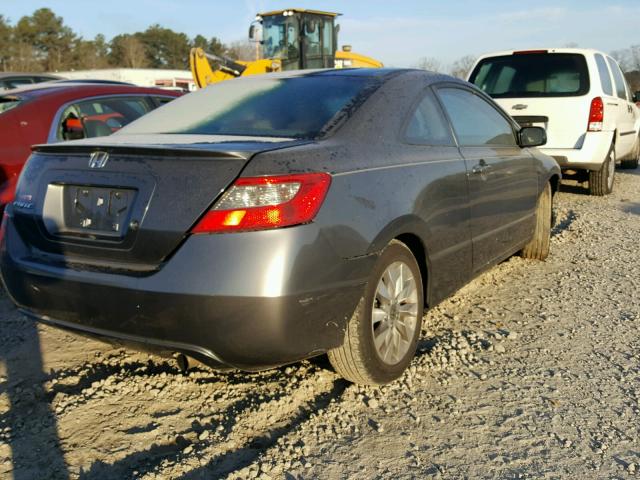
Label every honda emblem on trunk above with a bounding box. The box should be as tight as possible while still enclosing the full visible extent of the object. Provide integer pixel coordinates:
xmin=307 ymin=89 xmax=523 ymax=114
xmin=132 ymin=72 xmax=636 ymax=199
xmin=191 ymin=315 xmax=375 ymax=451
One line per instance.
xmin=89 ymin=151 xmax=109 ymax=169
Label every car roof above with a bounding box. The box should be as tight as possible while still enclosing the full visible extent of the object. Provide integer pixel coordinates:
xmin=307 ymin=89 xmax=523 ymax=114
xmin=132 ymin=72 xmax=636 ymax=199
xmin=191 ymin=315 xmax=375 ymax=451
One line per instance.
xmin=3 ymin=82 xmax=182 ymax=99
xmin=474 ymin=47 xmax=607 ymax=61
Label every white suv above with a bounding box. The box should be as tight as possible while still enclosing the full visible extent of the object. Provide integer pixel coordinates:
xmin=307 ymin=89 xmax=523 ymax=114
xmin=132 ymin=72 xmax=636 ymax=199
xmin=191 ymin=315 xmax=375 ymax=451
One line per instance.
xmin=468 ymin=48 xmax=640 ymax=195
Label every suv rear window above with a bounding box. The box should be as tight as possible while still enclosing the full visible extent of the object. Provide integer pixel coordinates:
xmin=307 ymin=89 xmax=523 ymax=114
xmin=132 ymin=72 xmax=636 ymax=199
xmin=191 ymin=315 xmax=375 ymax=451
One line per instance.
xmin=469 ymin=53 xmax=590 ymax=98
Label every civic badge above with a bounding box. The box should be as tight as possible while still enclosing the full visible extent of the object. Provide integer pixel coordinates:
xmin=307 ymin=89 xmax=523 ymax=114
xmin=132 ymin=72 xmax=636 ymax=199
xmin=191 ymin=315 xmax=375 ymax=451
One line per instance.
xmin=88 ymin=151 xmax=109 ymax=169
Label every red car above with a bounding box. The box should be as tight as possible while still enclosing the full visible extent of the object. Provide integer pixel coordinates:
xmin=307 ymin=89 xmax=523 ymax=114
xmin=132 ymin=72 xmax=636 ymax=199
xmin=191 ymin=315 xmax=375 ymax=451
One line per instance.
xmin=0 ymin=83 xmax=181 ymax=209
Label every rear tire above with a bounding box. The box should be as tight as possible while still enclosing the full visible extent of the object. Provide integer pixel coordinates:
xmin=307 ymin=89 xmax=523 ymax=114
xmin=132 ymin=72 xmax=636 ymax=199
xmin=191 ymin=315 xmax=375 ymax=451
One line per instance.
xmin=328 ymin=240 xmax=424 ymax=385
xmin=589 ymin=143 xmax=615 ymax=195
xmin=520 ymin=182 xmax=551 ymax=260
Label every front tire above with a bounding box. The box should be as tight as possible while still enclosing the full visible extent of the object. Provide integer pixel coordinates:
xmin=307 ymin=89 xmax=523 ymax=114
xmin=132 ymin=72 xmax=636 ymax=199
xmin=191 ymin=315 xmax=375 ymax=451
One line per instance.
xmin=589 ymin=143 xmax=615 ymax=195
xmin=520 ymin=182 xmax=552 ymax=260
xmin=328 ymin=240 xmax=424 ymax=385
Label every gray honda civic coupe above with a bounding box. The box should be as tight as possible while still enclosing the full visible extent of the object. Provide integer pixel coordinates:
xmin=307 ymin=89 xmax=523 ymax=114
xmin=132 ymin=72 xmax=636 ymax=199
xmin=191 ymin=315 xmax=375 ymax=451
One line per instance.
xmin=0 ymin=69 xmax=560 ymax=385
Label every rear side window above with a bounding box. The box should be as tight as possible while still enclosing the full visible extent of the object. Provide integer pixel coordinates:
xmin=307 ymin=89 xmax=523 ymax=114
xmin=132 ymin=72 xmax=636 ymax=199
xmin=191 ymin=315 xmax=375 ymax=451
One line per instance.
xmin=57 ymin=96 xmax=156 ymax=141
xmin=595 ymin=54 xmax=614 ymax=96
xmin=469 ymin=53 xmax=590 ymax=98
xmin=437 ymin=87 xmax=517 ymax=147
xmin=606 ymin=57 xmax=628 ymax=100
xmin=404 ymin=91 xmax=454 ymax=146
xmin=0 ymin=96 xmax=22 ymax=114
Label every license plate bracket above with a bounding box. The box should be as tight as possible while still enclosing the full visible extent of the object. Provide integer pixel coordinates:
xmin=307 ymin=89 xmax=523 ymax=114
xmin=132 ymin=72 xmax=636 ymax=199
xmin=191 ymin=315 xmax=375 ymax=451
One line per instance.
xmin=50 ymin=184 xmax=137 ymax=238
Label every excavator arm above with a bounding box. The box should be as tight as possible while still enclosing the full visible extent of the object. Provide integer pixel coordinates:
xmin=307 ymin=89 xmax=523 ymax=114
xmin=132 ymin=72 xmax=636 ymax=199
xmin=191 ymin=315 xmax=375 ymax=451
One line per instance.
xmin=189 ymin=48 xmax=282 ymax=88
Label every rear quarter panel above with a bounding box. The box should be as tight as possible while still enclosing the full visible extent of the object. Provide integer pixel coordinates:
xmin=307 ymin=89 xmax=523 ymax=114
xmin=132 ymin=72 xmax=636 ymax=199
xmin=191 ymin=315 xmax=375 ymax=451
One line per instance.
xmin=243 ymin=137 xmax=473 ymax=306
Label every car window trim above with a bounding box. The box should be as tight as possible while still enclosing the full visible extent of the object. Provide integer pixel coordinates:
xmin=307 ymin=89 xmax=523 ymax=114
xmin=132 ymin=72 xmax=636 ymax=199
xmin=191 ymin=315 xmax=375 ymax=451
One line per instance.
xmin=47 ymin=94 xmax=163 ymax=143
xmin=594 ymin=53 xmax=615 ymax=97
xmin=605 ymin=56 xmax=629 ymax=101
xmin=432 ymin=82 xmax=521 ymax=149
xmin=399 ymin=86 xmax=457 ymax=147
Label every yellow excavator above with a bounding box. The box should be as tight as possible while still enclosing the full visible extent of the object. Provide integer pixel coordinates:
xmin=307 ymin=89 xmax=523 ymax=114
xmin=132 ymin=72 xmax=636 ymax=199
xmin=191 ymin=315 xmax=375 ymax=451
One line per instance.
xmin=190 ymin=8 xmax=383 ymax=88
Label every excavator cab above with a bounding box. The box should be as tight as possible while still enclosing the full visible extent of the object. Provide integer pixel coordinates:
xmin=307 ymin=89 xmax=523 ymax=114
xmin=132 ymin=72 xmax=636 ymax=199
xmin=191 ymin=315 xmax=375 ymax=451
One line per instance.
xmin=250 ymin=9 xmax=338 ymax=70
xmin=190 ymin=8 xmax=381 ymax=89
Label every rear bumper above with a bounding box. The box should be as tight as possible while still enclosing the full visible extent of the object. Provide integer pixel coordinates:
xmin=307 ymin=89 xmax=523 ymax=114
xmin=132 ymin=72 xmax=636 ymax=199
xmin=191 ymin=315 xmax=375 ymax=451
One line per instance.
xmin=541 ymin=131 xmax=614 ymax=171
xmin=0 ymin=218 xmax=374 ymax=370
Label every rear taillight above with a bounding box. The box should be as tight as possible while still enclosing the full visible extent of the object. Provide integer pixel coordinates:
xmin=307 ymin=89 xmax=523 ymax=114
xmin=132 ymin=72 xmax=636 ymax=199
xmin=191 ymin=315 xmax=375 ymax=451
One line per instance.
xmin=191 ymin=173 xmax=331 ymax=234
xmin=588 ymin=97 xmax=604 ymax=132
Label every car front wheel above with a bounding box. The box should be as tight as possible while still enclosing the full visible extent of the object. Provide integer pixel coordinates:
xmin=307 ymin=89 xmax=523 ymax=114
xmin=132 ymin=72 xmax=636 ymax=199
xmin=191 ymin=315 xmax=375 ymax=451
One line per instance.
xmin=520 ymin=182 xmax=552 ymax=260
xmin=328 ymin=240 xmax=424 ymax=385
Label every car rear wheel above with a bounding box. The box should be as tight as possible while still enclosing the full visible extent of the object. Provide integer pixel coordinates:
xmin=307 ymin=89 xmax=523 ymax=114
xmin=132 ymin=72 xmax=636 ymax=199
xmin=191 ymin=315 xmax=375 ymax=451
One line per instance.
xmin=328 ymin=240 xmax=424 ymax=385
xmin=620 ymin=136 xmax=639 ymax=169
xmin=589 ymin=143 xmax=615 ymax=195
xmin=520 ymin=182 xmax=552 ymax=260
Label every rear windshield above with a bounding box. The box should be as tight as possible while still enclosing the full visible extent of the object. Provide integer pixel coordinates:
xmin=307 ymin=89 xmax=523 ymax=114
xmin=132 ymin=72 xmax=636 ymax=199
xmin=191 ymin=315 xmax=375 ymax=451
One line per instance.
xmin=120 ymin=74 xmax=379 ymax=139
xmin=0 ymin=96 xmax=22 ymax=115
xmin=469 ymin=53 xmax=590 ymax=98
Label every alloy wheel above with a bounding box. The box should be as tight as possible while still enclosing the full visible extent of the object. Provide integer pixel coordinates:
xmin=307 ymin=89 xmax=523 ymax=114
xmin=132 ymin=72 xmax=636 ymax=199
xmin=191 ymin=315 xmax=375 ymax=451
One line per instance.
xmin=371 ymin=261 xmax=419 ymax=365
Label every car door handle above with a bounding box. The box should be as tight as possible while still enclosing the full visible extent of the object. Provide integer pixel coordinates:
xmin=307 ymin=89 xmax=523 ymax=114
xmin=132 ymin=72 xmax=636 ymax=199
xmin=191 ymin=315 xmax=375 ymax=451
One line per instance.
xmin=471 ymin=159 xmax=491 ymax=174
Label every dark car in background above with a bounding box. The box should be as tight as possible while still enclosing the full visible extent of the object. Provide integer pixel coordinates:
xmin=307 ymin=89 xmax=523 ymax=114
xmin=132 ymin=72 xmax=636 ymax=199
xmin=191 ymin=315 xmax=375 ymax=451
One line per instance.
xmin=0 ymin=69 xmax=559 ymax=385
xmin=0 ymin=83 xmax=181 ymax=209
xmin=0 ymin=72 xmax=62 ymax=91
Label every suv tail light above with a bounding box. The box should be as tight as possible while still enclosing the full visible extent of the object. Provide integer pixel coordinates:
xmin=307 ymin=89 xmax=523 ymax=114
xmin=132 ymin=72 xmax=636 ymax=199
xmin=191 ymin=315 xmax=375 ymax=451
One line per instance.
xmin=588 ymin=97 xmax=604 ymax=132
xmin=191 ymin=173 xmax=331 ymax=234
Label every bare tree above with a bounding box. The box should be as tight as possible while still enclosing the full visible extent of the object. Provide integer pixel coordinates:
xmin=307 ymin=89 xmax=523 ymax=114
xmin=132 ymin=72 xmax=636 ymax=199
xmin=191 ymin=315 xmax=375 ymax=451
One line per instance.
xmin=110 ymin=35 xmax=148 ymax=68
xmin=449 ymin=54 xmax=476 ymax=79
xmin=414 ymin=57 xmax=442 ymax=73
xmin=610 ymin=49 xmax=631 ymax=72
xmin=227 ymin=40 xmax=256 ymax=61
xmin=628 ymin=45 xmax=640 ymax=72
xmin=7 ymin=42 xmax=42 ymax=71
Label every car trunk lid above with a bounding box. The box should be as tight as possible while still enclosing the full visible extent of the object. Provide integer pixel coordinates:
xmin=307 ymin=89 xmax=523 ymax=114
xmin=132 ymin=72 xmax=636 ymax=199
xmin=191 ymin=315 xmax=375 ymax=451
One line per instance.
xmin=11 ymin=134 xmax=308 ymax=271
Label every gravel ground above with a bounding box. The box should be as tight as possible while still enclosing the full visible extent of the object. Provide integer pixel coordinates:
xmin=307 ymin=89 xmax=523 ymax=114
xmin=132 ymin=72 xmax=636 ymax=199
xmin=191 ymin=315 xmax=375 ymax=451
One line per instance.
xmin=1 ymin=169 xmax=639 ymax=480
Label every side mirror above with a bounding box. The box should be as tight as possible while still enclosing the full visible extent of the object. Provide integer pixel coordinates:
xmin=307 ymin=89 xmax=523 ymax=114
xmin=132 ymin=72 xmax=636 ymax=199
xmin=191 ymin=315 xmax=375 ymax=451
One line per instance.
xmin=633 ymin=91 xmax=640 ymax=103
xmin=519 ymin=126 xmax=546 ymax=147
xmin=248 ymin=21 xmax=261 ymax=42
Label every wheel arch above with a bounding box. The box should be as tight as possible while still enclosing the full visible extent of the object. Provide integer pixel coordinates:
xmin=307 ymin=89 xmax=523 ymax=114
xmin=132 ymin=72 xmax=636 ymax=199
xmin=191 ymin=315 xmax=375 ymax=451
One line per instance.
xmin=548 ymin=173 xmax=560 ymax=195
xmin=394 ymin=232 xmax=430 ymax=308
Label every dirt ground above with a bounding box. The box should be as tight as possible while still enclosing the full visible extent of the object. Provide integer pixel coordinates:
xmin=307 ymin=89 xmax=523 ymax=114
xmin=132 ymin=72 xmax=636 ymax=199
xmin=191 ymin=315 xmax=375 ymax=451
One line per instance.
xmin=1 ymin=169 xmax=639 ymax=480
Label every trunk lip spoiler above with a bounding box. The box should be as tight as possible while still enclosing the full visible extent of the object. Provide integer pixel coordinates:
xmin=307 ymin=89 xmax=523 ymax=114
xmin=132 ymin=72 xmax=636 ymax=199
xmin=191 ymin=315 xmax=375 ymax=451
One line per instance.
xmin=31 ymin=139 xmax=314 ymax=160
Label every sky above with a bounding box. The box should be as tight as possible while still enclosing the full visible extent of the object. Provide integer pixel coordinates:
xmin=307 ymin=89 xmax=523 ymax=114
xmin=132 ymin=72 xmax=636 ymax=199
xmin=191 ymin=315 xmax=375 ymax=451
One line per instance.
xmin=1 ymin=0 xmax=638 ymax=67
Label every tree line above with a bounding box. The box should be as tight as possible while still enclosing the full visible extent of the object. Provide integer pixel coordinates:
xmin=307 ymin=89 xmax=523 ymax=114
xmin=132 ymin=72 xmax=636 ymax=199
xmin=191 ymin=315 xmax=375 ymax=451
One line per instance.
xmin=0 ymin=8 xmax=251 ymax=72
